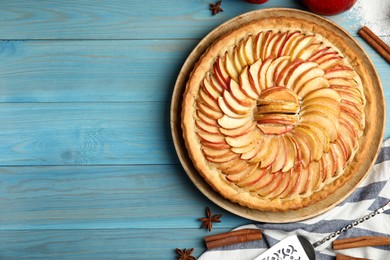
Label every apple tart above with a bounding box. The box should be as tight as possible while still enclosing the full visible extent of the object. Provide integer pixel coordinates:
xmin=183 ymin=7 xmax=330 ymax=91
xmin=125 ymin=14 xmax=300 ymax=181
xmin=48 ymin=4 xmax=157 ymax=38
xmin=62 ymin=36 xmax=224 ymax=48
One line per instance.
xmin=181 ymin=17 xmax=366 ymax=211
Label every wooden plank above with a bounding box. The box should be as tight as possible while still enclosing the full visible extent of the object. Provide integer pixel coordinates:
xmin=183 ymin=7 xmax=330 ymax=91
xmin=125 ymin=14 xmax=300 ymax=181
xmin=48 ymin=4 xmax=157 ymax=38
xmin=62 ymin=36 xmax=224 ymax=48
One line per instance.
xmin=0 ymin=39 xmax=388 ymax=103
xmin=0 ymin=165 xmax=248 ymax=229
xmin=0 ymin=0 xmax=302 ymax=40
xmin=0 ymin=102 xmax=181 ymax=166
xmin=0 ymin=39 xmax=195 ymax=102
xmin=0 ymin=0 xmax=386 ymax=40
xmin=0 ymin=227 xmax=231 ymax=259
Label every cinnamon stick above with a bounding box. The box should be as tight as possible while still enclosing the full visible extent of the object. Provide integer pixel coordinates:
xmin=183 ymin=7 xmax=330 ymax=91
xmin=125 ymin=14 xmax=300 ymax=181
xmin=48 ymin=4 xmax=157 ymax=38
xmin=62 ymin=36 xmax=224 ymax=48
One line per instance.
xmin=204 ymin=228 xmax=262 ymax=249
xmin=358 ymin=26 xmax=390 ymax=63
xmin=333 ymin=236 xmax=390 ymax=250
xmin=336 ymin=254 xmax=368 ymax=260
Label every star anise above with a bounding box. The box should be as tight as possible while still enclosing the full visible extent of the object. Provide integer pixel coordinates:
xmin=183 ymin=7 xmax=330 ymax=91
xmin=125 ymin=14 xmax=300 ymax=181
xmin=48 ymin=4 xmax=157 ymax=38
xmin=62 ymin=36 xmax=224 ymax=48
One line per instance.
xmin=210 ymin=0 xmax=223 ymax=16
xmin=199 ymin=207 xmax=222 ymax=232
xmin=176 ymin=248 xmax=196 ymax=260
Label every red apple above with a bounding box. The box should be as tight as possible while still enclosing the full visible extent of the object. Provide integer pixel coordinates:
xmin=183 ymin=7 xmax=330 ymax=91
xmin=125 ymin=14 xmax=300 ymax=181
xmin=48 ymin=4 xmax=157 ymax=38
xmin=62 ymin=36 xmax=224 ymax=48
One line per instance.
xmin=244 ymin=0 xmax=268 ymax=4
xmin=302 ymin=0 xmax=357 ymax=16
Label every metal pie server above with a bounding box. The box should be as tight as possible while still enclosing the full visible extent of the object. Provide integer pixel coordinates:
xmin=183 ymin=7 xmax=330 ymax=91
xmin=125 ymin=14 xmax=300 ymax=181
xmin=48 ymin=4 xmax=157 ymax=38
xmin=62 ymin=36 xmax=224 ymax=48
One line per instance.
xmin=254 ymin=201 xmax=390 ymax=260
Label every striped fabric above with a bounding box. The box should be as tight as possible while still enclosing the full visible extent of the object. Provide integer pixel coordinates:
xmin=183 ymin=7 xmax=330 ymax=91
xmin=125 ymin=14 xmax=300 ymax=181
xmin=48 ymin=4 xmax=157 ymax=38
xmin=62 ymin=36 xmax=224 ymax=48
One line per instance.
xmin=199 ymin=139 xmax=390 ymax=260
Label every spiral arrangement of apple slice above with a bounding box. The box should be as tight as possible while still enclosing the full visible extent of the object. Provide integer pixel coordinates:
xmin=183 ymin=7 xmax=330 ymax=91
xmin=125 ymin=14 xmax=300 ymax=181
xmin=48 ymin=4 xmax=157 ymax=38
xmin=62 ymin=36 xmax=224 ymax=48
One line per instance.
xmin=195 ymin=30 xmax=365 ymax=200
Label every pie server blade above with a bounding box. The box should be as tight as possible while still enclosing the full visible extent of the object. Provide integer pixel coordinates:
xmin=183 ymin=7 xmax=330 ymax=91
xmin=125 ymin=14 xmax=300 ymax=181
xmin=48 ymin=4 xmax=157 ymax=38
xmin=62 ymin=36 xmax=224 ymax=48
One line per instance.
xmin=253 ymin=235 xmax=315 ymax=260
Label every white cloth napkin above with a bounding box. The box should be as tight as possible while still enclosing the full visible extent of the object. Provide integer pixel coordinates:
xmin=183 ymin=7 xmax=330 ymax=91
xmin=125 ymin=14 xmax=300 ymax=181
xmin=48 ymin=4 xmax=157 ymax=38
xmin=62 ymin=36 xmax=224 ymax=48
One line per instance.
xmin=199 ymin=139 xmax=390 ymax=260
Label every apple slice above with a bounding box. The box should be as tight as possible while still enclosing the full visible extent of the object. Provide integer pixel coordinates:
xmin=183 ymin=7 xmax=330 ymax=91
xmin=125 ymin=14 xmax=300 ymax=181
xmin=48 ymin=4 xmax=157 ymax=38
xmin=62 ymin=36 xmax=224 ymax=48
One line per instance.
xmin=308 ymin=46 xmax=331 ymax=61
xmin=321 ymin=151 xmax=335 ymax=181
xmin=275 ymin=60 xmax=304 ymax=86
xmin=197 ymin=110 xmax=218 ymax=126
xmin=258 ymin=86 xmax=299 ymax=103
xmin=199 ymin=88 xmax=220 ymax=112
xmin=225 ymin=127 xmax=261 ymax=148
xmin=284 ymin=61 xmax=319 ymax=90
xmin=328 ymin=77 xmax=358 ymax=88
xmin=290 ymin=132 xmax=311 ymax=168
xmin=296 ymin=76 xmax=329 ymax=98
xmin=240 ymin=138 xmax=264 ymax=160
xmin=311 ymin=50 xmax=338 ymax=63
xmin=282 ymin=135 xmax=296 ymax=172
xmin=259 ymin=136 xmax=279 ymax=168
xmin=197 ymin=102 xmax=223 ymax=120
xmin=296 ymin=42 xmax=322 ymax=60
xmin=201 ymin=140 xmax=230 ymax=150
xmin=255 ymin=171 xmax=285 ymax=197
xmin=232 ymin=139 xmax=259 ymax=154
xmin=202 ymin=77 xmax=221 ymax=100
xmin=240 ymin=66 xmax=259 ymax=99
xmin=248 ymin=59 xmax=263 ymax=95
xmin=301 ymin=109 xmax=339 ymax=132
xmin=307 ymin=160 xmax=323 ymax=191
xmin=294 ymin=126 xmax=323 ymax=161
xmin=265 ymin=56 xmax=290 ymax=89
xmin=273 ymin=57 xmax=291 ymax=82
xmin=196 ymin=118 xmax=220 ymax=134
xmin=256 ymin=102 xmax=299 ymax=114
xmin=301 ymin=97 xmax=340 ymax=112
xmin=197 ymin=130 xmax=225 ymax=144
xmin=331 ymin=142 xmax=346 ymax=176
xmin=247 ymin=135 xmax=272 ymax=163
xmin=267 ymin=171 xmax=292 ymax=199
xmin=318 ymin=56 xmax=343 ymax=70
xmin=218 ymin=158 xmax=247 ymax=174
xmin=218 ymin=96 xmax=246 ymax=119
xmin=206 ymin=151 xmax=239 ymax=163
xmin=300 ymin=122 xmax=330 ymax=152
xmin=301 ymin=111 xmax=338 ymax=142
xmin=223 ymin=90 xmax=251 ymax=115
xmin=338 ymin=123 xmax=356 ymax=153
xmin=257 ymin=124 xmax=293 ymax=135
xmin=332 ymin=86 xmax=364 ymax=106
xmin=279 ymin=168 xmax=301 ymax=198
xmin=260 ymin=30 xmax=273 ymax=61
xmin=218 ymin=114 xmax=252 ymax=129
xmin=202 ymin=146 xmax=231 ymax=158
xmin=226 ymin=162 xmax=259 ymax=182
xmin=236 ymin=166 xmax=270 ymax=188
xmin=220 ymin=120 xmax=256 ymax=137
xmin=254 ymin=31 xmax=265 ymax=61
xmin=245 ymin=169 xmax=278 ymax=192
xmin=238 ymin=40 xmax=248 ymax=68
xmin=339 ymin=118 xmax=359 ymax=146
xmin=258 ymin=56 xmax=274 ymax=91
xmin=263 ymin=31 xmax=281 ymax=60
xmin=244 ymin=35 xmax=255 ymax=65
xmin=324 ymin=65 xmax=355 ymax=79
xmin=232 ymin=46 xmax=243 ymax=73
xmin=290 ymin=34 xmax=315 ymax=60
xmin=279 ymin=31 xmax=302 ymax=57
xmin=228 ymin=79 xmax=252 ymax=107
xmin=224 ymin=51 xmax=239 ymax=82
xmin=272 ymin=31 xmax=288 ymax=58
xmin=303 ymin=88 xmax=341 ymax=103
xmin=255 ymin=113 xmax=298 ymax=125
xmin=271 ymin=137 xmax=287 ymax=173
xmin=213 ymin=57 xmax=229 ymax=89
xmin=293 ymin=67 xmax=325 ymax=93
xmin=209 ymin=73 xmax=226 ymax=94
xmin=290 ymin=166 xmax=311 ymax=197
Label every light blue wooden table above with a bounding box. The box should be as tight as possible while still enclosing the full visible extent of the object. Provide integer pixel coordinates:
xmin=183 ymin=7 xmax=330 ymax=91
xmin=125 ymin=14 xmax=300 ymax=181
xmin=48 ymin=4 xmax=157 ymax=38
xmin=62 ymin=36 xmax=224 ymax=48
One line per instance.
xmin=0 ymin=0 xmax=388 ymax=259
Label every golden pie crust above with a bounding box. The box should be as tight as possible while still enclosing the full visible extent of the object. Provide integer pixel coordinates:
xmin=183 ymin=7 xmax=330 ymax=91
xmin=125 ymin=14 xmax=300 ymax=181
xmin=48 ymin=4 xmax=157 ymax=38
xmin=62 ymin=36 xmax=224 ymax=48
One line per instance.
xmin=181 ymin=16 xmax=368 ymax=211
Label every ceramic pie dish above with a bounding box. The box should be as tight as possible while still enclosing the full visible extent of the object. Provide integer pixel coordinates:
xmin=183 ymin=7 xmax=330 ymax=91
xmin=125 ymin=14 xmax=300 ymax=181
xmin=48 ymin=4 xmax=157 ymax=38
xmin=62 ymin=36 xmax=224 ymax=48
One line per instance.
xmin=171 ymin=8 xmax=384 ymax=222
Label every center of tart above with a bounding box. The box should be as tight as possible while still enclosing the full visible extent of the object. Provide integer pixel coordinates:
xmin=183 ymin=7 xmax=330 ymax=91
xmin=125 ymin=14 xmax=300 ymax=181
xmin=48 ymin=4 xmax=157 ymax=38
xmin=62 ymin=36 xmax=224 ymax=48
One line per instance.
xmin=255 ymin=86 xmax=300 ymax=135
